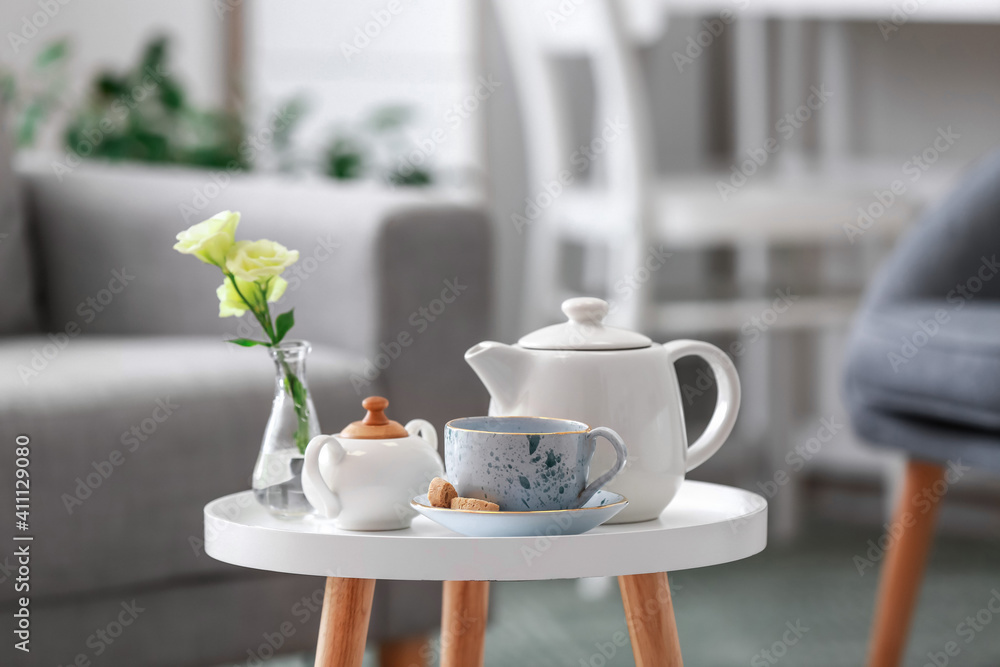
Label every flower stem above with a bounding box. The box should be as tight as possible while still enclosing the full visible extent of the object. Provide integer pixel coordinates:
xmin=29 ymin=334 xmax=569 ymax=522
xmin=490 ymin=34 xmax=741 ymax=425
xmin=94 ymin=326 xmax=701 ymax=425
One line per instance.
xmin=229 ymin=272 xmax=311 ymax=453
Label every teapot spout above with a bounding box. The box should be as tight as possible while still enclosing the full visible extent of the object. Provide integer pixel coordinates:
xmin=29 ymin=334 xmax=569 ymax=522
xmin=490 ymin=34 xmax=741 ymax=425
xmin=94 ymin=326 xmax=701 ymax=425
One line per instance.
xmin=464 ymin=341 xmax=530 ymax=414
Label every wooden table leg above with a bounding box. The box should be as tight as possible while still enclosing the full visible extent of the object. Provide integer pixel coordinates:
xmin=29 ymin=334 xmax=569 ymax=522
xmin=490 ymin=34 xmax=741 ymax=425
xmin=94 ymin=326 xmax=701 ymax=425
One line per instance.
xmin=379 ymin=635 xmax=429 ymax=667
xmin=619 ymin=572 xmax=683 ymax=667
xmin=440 ymin=580 xmax=490 ymax=667
xmin=314 ymin=577 xmax=376 ymax=667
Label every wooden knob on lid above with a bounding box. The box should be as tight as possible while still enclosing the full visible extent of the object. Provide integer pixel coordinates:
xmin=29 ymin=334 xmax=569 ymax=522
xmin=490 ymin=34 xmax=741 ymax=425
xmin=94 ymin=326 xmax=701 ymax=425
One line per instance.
xmin=339 ymin=396 xmax=409 ymax=439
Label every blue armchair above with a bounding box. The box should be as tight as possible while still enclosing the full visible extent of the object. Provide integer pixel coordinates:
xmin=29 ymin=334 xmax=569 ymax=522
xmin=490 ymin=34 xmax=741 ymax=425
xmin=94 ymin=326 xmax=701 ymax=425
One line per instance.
xmin=843 ymin=149 xmax=1000 ymax=666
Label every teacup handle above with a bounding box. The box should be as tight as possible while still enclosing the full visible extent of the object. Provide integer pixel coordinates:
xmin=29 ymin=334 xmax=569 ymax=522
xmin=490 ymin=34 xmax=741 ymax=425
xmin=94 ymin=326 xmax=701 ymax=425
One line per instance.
xmin=577 ymin=427 xmax=628 ymax=508
xmin=304 ymin=435 xmax=346 ymax=518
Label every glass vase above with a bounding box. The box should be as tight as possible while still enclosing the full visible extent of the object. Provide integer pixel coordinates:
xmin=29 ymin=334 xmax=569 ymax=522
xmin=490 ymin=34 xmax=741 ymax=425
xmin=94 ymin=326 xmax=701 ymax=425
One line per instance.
xmin=252 ymin=340 xmax=321 ymax=519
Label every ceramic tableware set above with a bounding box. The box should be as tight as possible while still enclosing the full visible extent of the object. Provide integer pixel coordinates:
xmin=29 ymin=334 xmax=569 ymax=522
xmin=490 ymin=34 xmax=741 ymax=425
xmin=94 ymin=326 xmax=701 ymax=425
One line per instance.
xmin=303 ymin=297 xmax=741 ymax=536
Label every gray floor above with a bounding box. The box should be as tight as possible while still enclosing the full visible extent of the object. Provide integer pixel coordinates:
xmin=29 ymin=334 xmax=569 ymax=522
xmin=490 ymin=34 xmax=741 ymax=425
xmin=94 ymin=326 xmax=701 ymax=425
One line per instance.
xmin=247 ymin=520 xmax=1000 ymax=666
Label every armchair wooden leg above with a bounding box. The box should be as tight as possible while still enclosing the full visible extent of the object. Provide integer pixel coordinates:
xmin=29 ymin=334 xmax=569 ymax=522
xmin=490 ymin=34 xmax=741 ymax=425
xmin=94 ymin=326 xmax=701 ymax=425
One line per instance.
xmin=619 ymin=572 xmax=683 ymax=667
xmin=379 ymin=635 xmax=429 ymax=667
xmin=314 ymin=577 xmax=376 ymax=667
xmin=440 ymin=580 xmax=490 ymax=667
xmin=867 ymin=460 xmax=946 ymax=667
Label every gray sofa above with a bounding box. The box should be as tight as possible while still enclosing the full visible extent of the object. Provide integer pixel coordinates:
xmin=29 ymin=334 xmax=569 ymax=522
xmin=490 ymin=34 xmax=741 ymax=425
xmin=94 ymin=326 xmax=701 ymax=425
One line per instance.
xmin=0 ymin=140 xmax=492 ymax=666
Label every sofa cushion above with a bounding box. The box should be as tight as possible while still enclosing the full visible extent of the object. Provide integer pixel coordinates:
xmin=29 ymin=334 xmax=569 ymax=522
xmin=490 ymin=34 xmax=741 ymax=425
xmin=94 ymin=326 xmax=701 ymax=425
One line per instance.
xmin=0 ymin=336 xmax=372 ymax=602
xmin=0 ymin=122 xmax=39 ymax=333
xmin=844 ymin=302 xmax=1000 ymax=433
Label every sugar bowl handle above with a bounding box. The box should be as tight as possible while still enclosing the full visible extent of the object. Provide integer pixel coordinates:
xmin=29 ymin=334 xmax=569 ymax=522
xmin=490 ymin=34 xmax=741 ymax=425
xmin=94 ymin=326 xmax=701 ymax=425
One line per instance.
xmin=404 ymin=419 xmax=438 ymax=450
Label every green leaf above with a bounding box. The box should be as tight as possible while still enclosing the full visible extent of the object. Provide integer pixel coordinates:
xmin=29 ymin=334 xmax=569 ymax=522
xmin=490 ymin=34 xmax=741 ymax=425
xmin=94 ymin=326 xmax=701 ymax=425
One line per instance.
xmin=17 ymin=102 xmax=45 ymax=147
xmin=387 ymin=167 xmax=433 ymax=187
xmin=35 ymin=40 xmax=68 ymax=68
xmin=226 ymin=338 xmax=271 ymax=347
xmin=96 ymin=73 xmax=127 ymax=98
xmin=366 ymin=104 xmax=412 ymax=132
xmin=274 ymin=309 xmax=295 ymax=343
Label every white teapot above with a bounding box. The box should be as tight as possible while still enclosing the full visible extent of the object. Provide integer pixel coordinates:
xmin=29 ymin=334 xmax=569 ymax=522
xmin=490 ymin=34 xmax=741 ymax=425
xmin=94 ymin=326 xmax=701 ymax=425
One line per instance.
xmin=303 ymin=396 xmax=443 ymax=530
xmin=465 ymin=297 xmax=740 ymax=523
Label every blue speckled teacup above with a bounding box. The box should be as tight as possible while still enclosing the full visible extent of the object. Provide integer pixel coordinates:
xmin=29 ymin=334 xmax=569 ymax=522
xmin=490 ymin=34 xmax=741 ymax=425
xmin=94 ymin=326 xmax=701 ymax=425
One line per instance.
xmin=444 ymin=416 xmax=627 ymax=511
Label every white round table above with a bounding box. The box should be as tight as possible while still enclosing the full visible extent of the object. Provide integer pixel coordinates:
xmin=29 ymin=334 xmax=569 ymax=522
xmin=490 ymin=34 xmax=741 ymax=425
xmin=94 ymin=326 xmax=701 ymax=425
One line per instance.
xmin=204 ymin=481 xmax=767 ymax=667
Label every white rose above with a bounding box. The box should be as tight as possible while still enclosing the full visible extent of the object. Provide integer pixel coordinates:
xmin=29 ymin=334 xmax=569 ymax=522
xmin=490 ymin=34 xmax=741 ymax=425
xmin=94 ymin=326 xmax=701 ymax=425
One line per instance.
xmin=173 ymin=210 xmax=240 ymax=267
xmin=225 ymin=239 xmax=299 ymax=282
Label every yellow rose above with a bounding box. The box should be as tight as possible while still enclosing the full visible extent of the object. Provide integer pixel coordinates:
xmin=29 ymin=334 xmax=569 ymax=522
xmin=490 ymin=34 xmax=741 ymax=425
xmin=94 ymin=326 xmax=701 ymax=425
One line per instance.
xmin=216 ymin=276 xmax=288 ymax=318
xmin=225 ymin=239 xmax=300 ymax=282
xmin=174 ymin=211 xmax=240 ymax=267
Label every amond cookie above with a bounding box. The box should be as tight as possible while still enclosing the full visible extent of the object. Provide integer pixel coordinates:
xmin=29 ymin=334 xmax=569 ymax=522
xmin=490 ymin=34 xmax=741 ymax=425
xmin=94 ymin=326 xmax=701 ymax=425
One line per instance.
xmin=428 ymin=477 xmax=457 ymax=508
xmin=451 ymin=497 xmax=500 ymax=512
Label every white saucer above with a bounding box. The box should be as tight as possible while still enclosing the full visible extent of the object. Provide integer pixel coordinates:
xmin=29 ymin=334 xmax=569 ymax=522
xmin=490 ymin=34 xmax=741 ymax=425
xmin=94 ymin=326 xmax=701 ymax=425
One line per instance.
xmin=410 ymin=490 xmax=628 ymax=537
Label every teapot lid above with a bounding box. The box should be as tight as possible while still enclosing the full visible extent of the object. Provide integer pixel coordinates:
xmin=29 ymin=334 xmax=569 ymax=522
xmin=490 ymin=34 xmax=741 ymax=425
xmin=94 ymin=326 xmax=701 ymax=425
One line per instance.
xmin=518 ymin=297 xmax=652 ymax=351
xmin=339 ymin=396 xmax=409 ymax=439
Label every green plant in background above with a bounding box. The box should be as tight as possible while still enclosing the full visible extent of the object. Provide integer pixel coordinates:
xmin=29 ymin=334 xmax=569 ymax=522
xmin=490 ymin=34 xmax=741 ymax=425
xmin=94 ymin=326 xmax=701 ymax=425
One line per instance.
xmin=0 ymin=39 xmax=70 ymax=147
xmin=3 ymin=36 xmax=434 ymax=187
xmin=64 ymin=37 xmax=247 ymax=169
xmin=322 ymin=104 xmax=433 ymax=186
xmin=270 ymin=95 xmax=309 ymax=173
xmin=323 ymin=134 xmax=366 ymax=180
xmin=173 ymin=211 xmax=313 ymax=453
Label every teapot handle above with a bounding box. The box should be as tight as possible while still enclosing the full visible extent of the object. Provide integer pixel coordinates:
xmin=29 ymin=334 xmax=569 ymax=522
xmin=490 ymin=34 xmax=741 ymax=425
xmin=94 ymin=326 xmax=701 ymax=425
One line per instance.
xmin=303 ymin=435 xmax=346 ymax=518
xmin=662 ymin=340 xmax=741 ymax=472
xmin=404 ymin=419 xmax=438 ymax=451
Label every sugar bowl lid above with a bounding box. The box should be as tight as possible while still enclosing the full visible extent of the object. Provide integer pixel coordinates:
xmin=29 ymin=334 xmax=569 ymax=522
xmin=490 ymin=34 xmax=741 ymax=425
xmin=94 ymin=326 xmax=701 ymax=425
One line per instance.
xmin=518 ymin=297 xmax=652 ymax=351
xmin=339 ymin=396 xmax=409 ymax=439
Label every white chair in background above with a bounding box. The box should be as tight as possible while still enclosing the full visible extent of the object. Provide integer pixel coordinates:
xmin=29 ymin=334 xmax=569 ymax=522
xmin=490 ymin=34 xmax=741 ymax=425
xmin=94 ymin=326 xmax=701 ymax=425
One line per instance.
xmin=493 ymin=0 xmax=912 ymax=335
xmin=493 ymin=0 xmax=920 ymax=539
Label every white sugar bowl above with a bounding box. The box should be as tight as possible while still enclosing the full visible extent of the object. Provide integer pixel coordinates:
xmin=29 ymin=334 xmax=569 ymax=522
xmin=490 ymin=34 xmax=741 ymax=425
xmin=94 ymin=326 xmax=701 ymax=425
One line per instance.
xmin=303 ymin=396 xmax=443 ymax=530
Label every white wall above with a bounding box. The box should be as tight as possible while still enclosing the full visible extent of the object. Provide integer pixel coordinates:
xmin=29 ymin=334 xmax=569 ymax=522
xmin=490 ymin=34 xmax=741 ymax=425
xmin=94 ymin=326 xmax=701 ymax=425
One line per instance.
xmin=2 ymin=0 xmax=224 ymax=134
xmin=246 ymin=0 xmax=483 ymax=183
